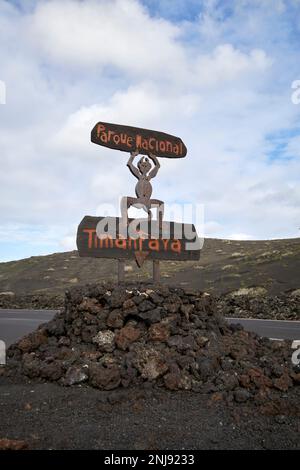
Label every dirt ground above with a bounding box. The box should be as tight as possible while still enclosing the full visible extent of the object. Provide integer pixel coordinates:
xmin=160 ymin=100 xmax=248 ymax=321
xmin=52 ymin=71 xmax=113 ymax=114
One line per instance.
xmin=0 ymin=376 xmax=299 ymax=450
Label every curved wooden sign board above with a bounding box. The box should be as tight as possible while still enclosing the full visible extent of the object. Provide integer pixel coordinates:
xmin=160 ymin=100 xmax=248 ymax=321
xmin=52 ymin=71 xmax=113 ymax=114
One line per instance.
xmin=91 ymin=122 xmax=187 ymax=158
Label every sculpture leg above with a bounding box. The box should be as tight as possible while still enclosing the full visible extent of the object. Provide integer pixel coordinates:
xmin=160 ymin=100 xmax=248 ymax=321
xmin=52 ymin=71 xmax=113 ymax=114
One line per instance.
xmin=120 ymin=196 xmax=136 ymax=229
xmin=148 ymin=199 xmax=164 ymax=233
xmin=147 ymin=205 xmax=152 ymax=223
xmin=158 ymin=202 xmax=164 ymax=233
xmin=120 ymin=196 xmax=128 ymax=226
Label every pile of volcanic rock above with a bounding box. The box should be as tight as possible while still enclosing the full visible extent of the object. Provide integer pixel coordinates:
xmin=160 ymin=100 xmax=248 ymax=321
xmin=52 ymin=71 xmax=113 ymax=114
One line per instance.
xmin=217 ymin=292 xmax=300 ymax=321
xmin=6 ymin=283 xmax=300 ymax=403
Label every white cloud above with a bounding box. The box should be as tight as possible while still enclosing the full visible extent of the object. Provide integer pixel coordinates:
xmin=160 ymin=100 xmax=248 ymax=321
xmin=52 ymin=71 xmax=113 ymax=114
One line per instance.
xmin=50 ymin=82 xmax=201 ymax=158
xmin=204 ymin=221 xmax=223 ymax=236
xmin=60 ymin=235 xmax=76 ymax=251
xmin=28 ymin=0 xmax=184 ymax=78
xmin=227 ymin=233 xmax=254 ymax=241
xmin=194 ymin=44 xmax=271 ymax=86
xmin=27 ymin=0 xmax=271 ymax=88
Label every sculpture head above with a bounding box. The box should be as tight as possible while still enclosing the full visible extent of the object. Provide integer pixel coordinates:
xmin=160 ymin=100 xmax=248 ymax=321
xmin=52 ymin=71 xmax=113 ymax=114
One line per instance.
xmin=137 ymin=156 xmax=151 ymax=175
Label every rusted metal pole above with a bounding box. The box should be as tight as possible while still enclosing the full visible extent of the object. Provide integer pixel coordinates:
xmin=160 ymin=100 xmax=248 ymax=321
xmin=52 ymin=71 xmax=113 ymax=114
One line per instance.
xmin=118 ymin=259 xmax=125 ymax=284
xmin=153 ymin=260 xmax=160 ymax=283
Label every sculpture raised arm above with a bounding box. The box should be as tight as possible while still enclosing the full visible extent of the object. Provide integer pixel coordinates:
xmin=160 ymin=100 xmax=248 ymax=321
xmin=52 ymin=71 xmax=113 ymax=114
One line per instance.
xmin=148 ymin=153 xmax=160 ymax=180
xmin=127 ymin=150 xmax=140 ymax=179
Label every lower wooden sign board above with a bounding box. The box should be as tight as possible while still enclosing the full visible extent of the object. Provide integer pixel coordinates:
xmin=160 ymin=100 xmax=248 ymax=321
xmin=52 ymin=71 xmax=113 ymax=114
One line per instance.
xmin=76 ymin=216 xmax=200 ymax=265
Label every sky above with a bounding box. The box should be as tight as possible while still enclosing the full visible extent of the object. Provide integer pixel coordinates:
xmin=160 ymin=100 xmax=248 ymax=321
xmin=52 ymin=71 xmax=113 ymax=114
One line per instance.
xmin=0 ymin=0 xmax=300 ymax=262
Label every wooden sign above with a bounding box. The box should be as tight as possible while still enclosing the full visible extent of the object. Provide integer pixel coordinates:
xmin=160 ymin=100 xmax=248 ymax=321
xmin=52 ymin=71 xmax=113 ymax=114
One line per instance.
xmin=76 ymin=216 xmax=200 ymax=264
xmin=91 ymin=122 xmax=187 ymax=158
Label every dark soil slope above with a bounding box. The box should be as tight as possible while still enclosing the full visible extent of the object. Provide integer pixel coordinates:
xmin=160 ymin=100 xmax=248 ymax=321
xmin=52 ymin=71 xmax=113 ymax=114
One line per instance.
xmin=0 ymin=238 xmax=299 ymax=298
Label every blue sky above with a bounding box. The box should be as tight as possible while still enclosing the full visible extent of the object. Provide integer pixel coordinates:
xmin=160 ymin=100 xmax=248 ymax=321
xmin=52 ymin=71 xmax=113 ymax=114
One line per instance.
xmin=141 ymin=0 xmax=206 ymax=21
xmin=0 ymin=0 xmax=300 ymax=262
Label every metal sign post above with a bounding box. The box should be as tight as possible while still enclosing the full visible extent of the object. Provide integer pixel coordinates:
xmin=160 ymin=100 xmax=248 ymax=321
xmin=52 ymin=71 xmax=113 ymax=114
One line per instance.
xmin=76 ymin=121 xmax=200 ymax=284
xmin=118 ymin=259 xmax=125 ymax=284
xmin=153 ymin=260 xmax=160 ymax=283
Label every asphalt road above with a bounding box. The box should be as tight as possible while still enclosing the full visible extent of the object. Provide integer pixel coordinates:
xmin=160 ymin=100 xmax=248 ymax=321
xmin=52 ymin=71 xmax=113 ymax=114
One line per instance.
xmin=227 ymin=317 xmax=300 ymax=341
xmin=0 ymin=309 xmax=300 ymax=347
xmin=0 ymin=309 xmax=56 ymax=347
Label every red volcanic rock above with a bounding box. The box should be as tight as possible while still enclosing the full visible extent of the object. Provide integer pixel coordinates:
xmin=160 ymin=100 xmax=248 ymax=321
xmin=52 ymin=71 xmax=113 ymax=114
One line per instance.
xmin=6 ymin=282 xmax=298 ymax=405
xmin=115 ymin=325 xmax=141 ymax=350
